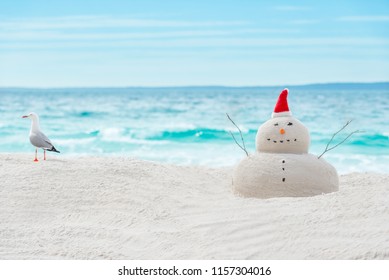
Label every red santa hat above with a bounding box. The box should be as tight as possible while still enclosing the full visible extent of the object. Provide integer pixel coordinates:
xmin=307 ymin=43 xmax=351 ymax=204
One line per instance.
xmin=272 ymin=88 xmax=292 ymax=118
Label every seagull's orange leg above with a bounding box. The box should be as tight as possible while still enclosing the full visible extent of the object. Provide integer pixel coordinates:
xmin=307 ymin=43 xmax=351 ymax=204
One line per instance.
xmin=44 ymin=150 xmax=46 ymax=160
xmin=34 ymin=148 xmax=39 ymax=162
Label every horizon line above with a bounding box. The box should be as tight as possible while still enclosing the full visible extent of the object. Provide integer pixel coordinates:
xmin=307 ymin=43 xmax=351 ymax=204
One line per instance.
xmin=1 ymin=81 xmax=389 ymax=90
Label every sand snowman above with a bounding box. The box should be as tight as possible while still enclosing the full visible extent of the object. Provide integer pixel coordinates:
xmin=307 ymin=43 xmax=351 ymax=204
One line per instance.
xmin=233 ymin=88 xmax=339 ymax=198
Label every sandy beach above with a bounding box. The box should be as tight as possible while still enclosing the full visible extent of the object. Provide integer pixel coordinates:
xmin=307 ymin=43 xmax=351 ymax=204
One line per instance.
xmin=0 ymin=154 xmax=388 ymax=260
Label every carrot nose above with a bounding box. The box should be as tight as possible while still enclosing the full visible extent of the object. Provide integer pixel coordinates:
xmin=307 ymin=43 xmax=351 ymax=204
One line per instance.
xmin=280 ymin=128 xmax=285 ymax=135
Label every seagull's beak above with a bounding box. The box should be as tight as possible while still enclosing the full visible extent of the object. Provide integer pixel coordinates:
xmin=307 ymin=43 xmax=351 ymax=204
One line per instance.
xmin=22 ymin=115 xmax=28 ymax=118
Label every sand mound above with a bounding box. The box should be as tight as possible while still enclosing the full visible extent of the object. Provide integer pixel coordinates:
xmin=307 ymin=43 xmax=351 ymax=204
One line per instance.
xmin=233 ymin=153 xmax=338 ymax=198
xmin=0 ymin=154 xmax=388 ymax=259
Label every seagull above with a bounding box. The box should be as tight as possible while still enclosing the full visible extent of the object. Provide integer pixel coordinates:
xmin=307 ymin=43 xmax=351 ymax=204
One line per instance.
xmin=22 ymin=112 xmax=60 ymax=162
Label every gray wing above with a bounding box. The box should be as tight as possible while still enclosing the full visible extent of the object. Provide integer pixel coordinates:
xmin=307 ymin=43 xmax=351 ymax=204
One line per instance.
xmin=29 ymin=131 xmax=54 ymax=149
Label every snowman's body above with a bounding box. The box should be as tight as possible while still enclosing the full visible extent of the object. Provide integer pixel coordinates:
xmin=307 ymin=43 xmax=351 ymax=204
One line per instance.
xmin=232 ymin=89 xmax=339 ymax=198
xmin=233 ymin=153 xmax=338 ymax=198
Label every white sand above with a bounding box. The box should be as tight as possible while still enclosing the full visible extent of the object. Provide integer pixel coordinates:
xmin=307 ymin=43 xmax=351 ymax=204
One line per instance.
xmin=0 ymin=154 xmax=388 ymax=260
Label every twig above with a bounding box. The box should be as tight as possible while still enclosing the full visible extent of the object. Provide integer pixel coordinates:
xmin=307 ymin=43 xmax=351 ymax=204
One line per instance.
xmin=318 ymin=120 xmax=363 ymax=159
xmin=228 ymin=131 xmax=248 ymax=156
xmin=323 ymin=120 xmax=352 ymax=154
xmin=226 ymin=113 xmax=249 ymax=156
xmin=226 ymin=113 xmax=247 ymax=153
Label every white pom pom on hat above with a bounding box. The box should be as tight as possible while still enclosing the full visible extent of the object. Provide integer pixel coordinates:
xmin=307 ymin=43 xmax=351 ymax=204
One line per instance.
xmin=272 ymin=88 xmax=292 ymax=118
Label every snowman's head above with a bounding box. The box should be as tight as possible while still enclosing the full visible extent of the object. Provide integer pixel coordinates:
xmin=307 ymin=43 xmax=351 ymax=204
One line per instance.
xmin=256 ymin=89 xmax=310 ymax=154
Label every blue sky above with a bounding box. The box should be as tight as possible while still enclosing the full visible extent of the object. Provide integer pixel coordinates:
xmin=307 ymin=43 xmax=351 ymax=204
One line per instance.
xmin=0 ymin=0 xmax=388 ymax=87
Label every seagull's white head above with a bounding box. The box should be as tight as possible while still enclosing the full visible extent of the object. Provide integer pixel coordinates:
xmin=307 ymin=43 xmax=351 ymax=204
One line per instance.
xmin=22 ymin=112 xmax=39 ymax=120
xmin=22 ymin=113 xmax=40 ymax=126
xmin=22 ymin=112 xmax=40 ymax=131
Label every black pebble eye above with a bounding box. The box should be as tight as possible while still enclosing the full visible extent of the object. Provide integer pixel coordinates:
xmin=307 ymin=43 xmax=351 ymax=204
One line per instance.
xmin=274 ymin=123 xmax=279 ymax=126
xmin=287 ymin=122 xmax=293 ymax=126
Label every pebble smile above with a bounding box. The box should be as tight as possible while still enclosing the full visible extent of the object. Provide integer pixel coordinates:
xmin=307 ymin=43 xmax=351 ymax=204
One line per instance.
xmin=267 ymin=138 xmax=297 ymax=143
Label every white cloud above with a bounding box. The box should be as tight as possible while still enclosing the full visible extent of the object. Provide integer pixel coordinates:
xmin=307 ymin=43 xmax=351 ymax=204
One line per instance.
xmin=289 ymin=19 xmax=320 ymax=25
xmin=337 ymin=16 xmax=389 ymax=22
xmin=2 ymin=37 xmax=389 ymax=50
xmin=0 ymin=15 xmax=247 ymax=31
xmin=0 ymin=28 xmax=300 ymax=41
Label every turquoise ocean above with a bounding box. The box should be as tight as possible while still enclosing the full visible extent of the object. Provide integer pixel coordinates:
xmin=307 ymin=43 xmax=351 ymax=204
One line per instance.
xmin=0 ymin=84 xmax=388 ymax=174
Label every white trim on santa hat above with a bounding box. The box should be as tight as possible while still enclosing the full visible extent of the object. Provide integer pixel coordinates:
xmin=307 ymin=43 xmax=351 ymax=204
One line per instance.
xmin=272 ymin=111 xmax=292 ymax=118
